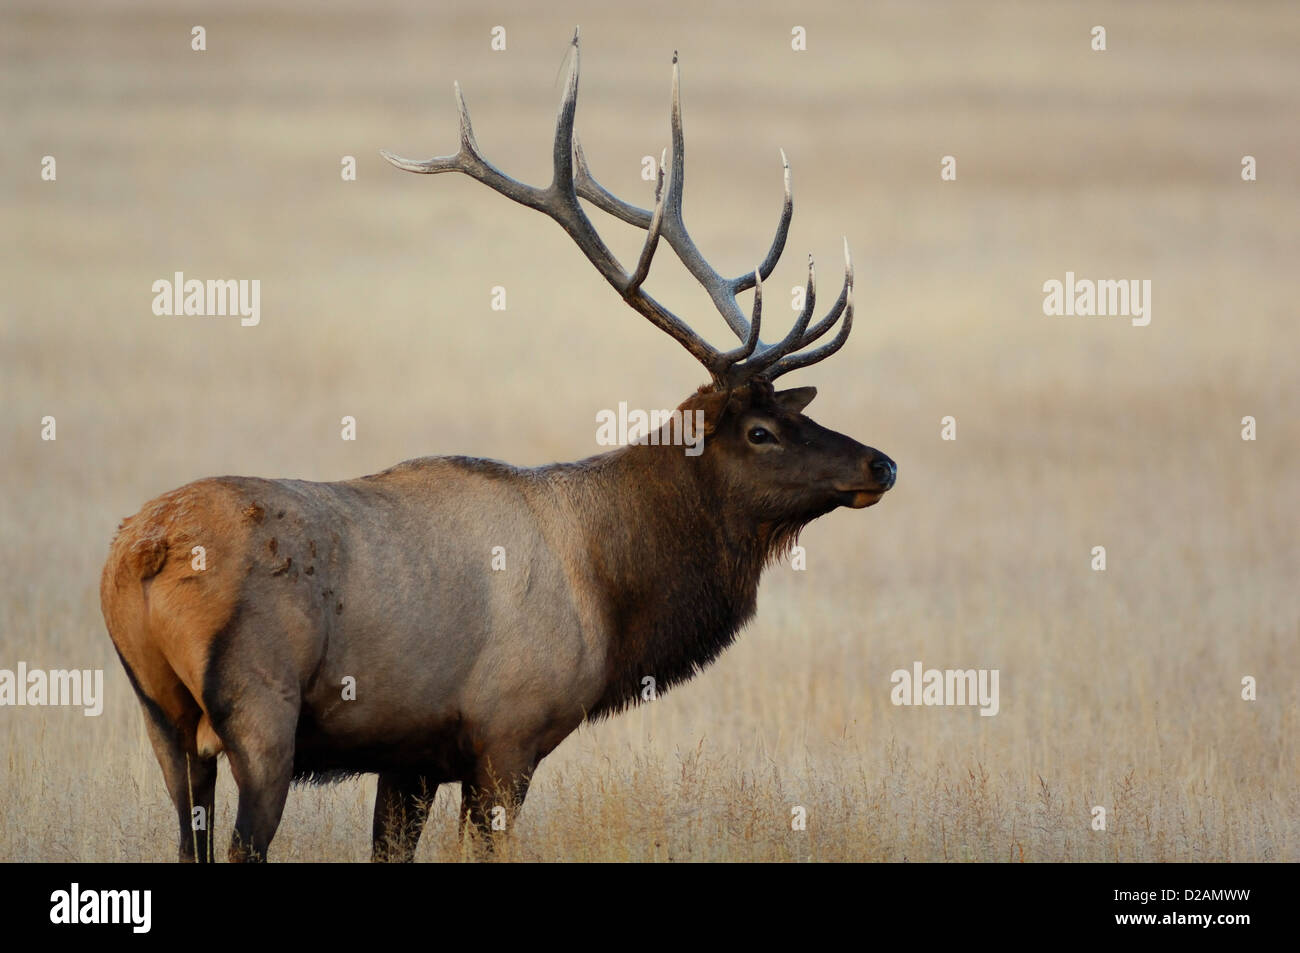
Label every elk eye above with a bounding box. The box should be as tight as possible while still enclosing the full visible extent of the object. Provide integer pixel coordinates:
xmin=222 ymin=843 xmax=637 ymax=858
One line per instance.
xmin=747 ymin=426 xmax=774 ymax=445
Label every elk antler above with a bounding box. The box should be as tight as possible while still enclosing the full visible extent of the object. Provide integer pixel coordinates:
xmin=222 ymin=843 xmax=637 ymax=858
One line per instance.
xmin=381 ymin=28 xmax=855 ymax=388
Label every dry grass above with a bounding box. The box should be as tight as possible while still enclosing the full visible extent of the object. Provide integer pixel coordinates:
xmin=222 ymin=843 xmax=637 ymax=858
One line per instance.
xmin=1 ymin=0 xmax=1296 ymax=861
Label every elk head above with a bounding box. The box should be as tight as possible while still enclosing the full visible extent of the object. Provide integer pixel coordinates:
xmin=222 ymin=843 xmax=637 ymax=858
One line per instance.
xmin=382 ymin=28 xmax=896 ymax=528
xmin=685 ymin=380 xmax=895 ymax=519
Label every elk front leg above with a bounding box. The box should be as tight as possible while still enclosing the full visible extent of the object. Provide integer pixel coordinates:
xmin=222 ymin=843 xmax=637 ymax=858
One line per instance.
xmin=459 ymin=754 xmax=535 ymax=854
xmin=372 ymin=772 xmax=437 ymax=862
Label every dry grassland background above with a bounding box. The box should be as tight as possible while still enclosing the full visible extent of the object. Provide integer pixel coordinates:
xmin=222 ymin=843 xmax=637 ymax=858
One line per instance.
xmin=1 ymin=0 xmax=1296 ymax=861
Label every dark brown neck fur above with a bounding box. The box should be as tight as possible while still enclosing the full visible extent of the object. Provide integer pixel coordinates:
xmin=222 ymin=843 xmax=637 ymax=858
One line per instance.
xmin=545 ymin=440 xmax=821 ymax=719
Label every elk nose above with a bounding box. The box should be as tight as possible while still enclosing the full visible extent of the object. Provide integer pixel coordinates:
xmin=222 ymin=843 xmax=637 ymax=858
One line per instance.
xmin=870 ymin=455 xmax=897 ymax=490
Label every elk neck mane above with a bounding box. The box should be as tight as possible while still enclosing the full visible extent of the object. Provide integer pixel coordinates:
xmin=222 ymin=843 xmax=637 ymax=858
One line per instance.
xmin=540 ymin=437 xmax=824 ymax=719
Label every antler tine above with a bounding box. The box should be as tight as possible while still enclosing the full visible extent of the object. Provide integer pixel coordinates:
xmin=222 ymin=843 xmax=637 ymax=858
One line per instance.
xmin=794 ymin=276 xmax=849 ymax=351
xmin=549 ymin=29 xmax=582 ymax=196
xmin=380 ymin=82 xmax=550 ymax=213
xmin=783 ymin=236 xmax=852 ymax=353
xmin=665 ymin=54 xmax=685 ymax=221
xmin=735 ymin=150 xmax=792 ymax=293
xmin=742 ymin=254 xmax=816 ymax=374
xmin=765 ymin=239 xmax=855 ymax=380
xmin=573 ymin=134 xmax=638 ymax=222
xmin=626 ymin=150 xmax=667 ymax=293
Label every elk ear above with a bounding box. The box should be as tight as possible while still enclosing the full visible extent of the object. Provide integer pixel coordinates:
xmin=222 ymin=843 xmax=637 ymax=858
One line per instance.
xmin=774 ymin=386 xmax=818 ymax=415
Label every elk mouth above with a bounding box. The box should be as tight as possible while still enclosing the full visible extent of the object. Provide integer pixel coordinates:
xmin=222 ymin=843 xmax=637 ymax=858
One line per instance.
xmin=836 ymin=487 xmax=888 ymax=509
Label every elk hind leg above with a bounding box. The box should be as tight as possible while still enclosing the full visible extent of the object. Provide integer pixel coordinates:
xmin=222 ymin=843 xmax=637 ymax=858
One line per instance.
xmin=216 ymin=692 xmax=298 ymax=863
xmin=127 ymin=666 xmax=218 ymax=863
xmin=141 ymin=709 xmax=219 ymax=863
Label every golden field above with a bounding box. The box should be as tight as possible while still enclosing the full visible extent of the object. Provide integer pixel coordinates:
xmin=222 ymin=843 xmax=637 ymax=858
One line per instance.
xmin=1 ymin=0 xmax=1296 ymax=861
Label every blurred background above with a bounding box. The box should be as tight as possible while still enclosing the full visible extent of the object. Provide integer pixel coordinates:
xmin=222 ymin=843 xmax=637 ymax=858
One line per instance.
xmin=1 ymin=0 xmax=1296 ymax=860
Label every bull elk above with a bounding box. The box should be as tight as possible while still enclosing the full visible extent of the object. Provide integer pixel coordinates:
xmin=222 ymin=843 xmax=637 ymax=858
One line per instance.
xmin=100 ymin=30 xmax=896 ymax=862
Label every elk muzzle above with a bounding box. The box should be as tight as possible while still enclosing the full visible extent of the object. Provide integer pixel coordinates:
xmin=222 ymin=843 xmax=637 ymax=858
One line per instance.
xmin=837 ymin=449 xmax=896 ymax=508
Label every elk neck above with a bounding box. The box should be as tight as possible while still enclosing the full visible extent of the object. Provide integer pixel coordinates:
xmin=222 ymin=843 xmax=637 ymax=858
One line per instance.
xmin=545 ymin=439 xmax=795 ymax=718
